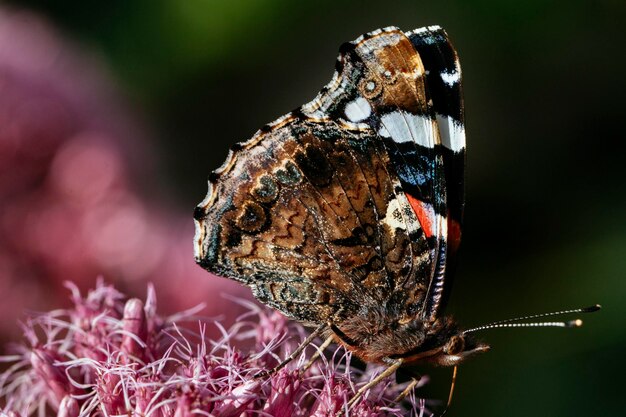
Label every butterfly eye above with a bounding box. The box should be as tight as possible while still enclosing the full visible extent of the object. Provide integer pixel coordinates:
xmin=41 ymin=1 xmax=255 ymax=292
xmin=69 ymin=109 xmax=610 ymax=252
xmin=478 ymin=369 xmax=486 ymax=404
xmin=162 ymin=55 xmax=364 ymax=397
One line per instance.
xmin=359 ymin=76 xmax=382 ymax=99
xmin=444 ymin=335 xmax=465 ymax=355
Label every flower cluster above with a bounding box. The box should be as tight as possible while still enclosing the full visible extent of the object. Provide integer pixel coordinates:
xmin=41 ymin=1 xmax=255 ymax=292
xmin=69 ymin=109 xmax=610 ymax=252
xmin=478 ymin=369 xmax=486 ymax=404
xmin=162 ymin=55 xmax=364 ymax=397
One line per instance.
xmin=0 ymin=281 xmax=426 ymax=416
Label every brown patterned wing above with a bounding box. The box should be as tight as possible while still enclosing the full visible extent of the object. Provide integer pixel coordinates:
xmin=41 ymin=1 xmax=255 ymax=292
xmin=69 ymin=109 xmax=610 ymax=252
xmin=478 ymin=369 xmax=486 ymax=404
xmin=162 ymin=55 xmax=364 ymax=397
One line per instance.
xmin=194 ymin=115 xmax=422 ymax=325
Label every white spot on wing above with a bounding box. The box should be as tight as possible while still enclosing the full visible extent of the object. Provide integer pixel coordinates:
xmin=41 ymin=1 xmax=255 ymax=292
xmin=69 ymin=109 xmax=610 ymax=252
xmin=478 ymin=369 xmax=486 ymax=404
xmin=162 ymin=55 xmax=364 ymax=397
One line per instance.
xmin=193 ymin=217 xmax=204 ymax=259
xmin=436 ymin=114 xmax=465 ymax=152
xmin=406 ymin=25 xmax=441 ymax=36
xmin=384 ymin=198 xmax=406 ymax=231
xmin=378 ymin=111 xmax=436 ymax=148
xmin=440 ymin=70 xmax=460 ymax=86
xmin=410 ymin=27 xmax=429 ymax=35
xmin=344 ymin=97 xmax=371 ymax=122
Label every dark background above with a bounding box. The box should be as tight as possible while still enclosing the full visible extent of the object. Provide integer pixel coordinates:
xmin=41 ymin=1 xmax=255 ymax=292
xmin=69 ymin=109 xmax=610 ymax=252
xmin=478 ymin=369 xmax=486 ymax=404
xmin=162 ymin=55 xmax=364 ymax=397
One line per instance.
xmin=6 ymin=1 xmax=625 ymax=416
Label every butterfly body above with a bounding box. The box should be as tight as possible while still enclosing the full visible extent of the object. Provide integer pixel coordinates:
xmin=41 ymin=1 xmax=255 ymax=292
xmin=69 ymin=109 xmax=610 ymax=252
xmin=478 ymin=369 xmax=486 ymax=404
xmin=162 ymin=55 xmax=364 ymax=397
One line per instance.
xmin=194 ymin=26 xmax=489 ymax=366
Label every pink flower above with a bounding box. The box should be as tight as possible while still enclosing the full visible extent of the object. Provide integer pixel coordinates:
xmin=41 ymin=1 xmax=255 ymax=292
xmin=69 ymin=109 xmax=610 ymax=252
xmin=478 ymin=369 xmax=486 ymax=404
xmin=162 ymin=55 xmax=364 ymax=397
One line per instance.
xmin=263 ymin=369 xmax=301 ymax=417
xmin=0 ymin=7 xmax=251 ymax=341
xmin=0 ymin=281 xmax=427 ymax=416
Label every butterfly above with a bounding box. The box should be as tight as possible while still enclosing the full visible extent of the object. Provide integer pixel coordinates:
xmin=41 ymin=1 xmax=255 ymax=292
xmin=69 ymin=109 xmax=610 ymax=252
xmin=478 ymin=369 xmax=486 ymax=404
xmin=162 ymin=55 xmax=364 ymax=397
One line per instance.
xmin=193 ymin=25 xmax=599 ymax=408
xmin=193 ymin=23 xmax=483 ymax=366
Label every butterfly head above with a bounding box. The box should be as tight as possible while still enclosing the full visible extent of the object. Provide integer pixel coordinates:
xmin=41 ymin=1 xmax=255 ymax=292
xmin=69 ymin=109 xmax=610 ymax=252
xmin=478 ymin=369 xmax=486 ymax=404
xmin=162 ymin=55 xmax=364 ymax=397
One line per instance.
xmin=333 ymin=311 xmax=490 ymax=366
xmin=424 ymin=330 xmax=491 ymax=366
xmin=390 ymin=317 xmax=490 ymax=366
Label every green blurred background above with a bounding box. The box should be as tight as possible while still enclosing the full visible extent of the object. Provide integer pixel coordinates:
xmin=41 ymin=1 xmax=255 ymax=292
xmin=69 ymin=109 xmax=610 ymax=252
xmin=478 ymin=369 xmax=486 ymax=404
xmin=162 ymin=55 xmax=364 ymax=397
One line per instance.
xmin=9 ymin=0 xmax=624 ymax=415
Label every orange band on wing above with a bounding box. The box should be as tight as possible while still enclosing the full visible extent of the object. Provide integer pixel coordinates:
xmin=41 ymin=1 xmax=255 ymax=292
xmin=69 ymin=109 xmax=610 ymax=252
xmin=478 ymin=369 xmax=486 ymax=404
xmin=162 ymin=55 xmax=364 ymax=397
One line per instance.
xmin=405 ymin=194 xmax=434 ymax=238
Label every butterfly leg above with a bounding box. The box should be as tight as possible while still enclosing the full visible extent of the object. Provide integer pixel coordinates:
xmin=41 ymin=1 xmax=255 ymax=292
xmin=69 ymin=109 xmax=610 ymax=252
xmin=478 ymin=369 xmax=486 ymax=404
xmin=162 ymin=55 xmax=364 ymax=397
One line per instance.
xmin=439 ymin=365 xmax=458 ymax=416
xmin=393 ymin=373 xmax=422 ymax=403
xmin=300 ymin=334 xmax=335 ymax=374
xmin=338 ymin=357 xmax=404 ymax=415
xmin=255 ymin=324 xmax=327 ymax=379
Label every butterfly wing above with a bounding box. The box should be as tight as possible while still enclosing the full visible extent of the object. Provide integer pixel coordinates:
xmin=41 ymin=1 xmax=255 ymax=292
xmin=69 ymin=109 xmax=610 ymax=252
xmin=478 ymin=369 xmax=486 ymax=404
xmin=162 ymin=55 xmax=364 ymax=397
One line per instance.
xmin=316 ymin=26 xmax=466 ymax=321
xmin=194 ymin=26 xmax=465 ymax=327
xmin=405 ymin=26 xmax=466 ymax=319
xmin=193 ymin=118 xmax=415 ymax=325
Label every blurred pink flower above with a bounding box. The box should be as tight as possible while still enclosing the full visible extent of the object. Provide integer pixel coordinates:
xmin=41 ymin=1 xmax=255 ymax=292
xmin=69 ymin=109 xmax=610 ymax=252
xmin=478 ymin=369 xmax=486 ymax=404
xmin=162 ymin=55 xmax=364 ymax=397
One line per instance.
xmin=0 ymin=7 xmax=249 ymax=340
xmin=0 ymin=281 xmax=426 ymax=417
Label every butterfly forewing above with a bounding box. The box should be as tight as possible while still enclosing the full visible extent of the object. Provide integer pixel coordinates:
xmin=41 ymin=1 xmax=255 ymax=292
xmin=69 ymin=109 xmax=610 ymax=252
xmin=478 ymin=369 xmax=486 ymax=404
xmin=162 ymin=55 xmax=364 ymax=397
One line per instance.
xmin=407 ymin=26 xmax=466 ymax=319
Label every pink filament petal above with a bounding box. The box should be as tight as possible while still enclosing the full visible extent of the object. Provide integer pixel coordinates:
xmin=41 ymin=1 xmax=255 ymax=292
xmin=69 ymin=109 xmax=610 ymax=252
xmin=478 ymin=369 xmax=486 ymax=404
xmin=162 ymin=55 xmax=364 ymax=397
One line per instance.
xmin=263 ymin=369 xmax=301 ymax=417
xmin=211 ymin=378 xmax=262 ymax=417
xmin=57 ymin=396 xmax=79 ymax=417
xmin=30 ymin=349 xmax=70 ymax=408
xmin=122 ymin=298 xmax=148 ymax=362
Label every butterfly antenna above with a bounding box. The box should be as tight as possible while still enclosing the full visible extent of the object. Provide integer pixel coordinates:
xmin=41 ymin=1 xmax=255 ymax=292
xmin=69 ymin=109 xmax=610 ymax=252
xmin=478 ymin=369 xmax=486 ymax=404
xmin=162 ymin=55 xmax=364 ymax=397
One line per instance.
xmin=463 ymin=304 xmax=601 ymax=335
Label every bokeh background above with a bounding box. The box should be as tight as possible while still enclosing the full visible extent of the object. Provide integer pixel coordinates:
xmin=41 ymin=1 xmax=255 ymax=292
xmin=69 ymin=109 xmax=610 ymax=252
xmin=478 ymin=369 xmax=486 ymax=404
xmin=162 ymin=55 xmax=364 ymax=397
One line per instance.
xmin=1 ymin=1 xmax=624 ymax=416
